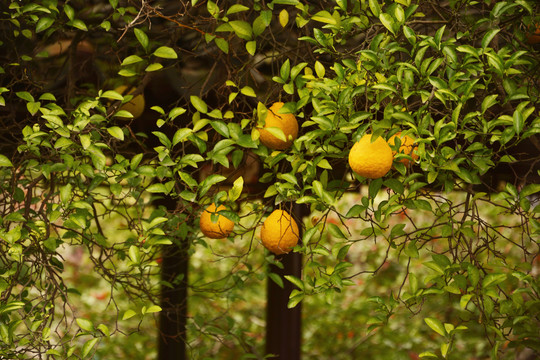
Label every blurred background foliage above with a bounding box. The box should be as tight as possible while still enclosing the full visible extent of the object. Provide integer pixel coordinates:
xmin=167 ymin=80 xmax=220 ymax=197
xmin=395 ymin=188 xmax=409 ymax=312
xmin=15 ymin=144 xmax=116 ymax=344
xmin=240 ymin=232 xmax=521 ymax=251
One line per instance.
xmin=0 ymin=0 xmax=539 ymax=359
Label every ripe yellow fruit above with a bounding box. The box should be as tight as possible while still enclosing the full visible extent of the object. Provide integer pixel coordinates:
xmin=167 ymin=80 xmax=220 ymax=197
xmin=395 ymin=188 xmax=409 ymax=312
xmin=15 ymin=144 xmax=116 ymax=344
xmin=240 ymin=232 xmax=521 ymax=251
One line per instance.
xmin=388 ymin=132 xmax=419 ymax=166
xmin=260 ymin=209 xmax=299 ymax=255
xmin=115 ymin=85 xmax=145 ymax=119
xmin=348 ymin=134 xmax=393 ymax=179
xmin=258 ymin=102 xmax=298 ymax=150
xmin=199 ymin=203 xmax=234 ymax=239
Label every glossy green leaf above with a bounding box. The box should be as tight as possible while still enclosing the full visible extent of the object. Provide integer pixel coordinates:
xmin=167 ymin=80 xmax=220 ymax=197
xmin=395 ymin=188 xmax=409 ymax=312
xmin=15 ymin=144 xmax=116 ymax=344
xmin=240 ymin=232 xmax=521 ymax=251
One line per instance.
xmin=153 ymin=46 xmax=177 ymax=59
xmin=134 ymin=28 xmax=149 ymax=50
xmin=36 ymin=17 xmax=54 ymax=33
xmin=424 ymin=317 xmax=446 ymax=336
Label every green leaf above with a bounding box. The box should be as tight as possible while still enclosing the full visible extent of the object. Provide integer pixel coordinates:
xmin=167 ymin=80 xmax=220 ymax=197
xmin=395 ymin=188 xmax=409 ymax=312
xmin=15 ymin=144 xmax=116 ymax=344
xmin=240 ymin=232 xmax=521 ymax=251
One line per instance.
xmin=190 ymin=95 xmax=208 ymax=113
xmin=118 ymin=68 xmax=137 ymax=77
xmin=153 ymin=46 xmax=178 ymax=59
xmin=128 ymin=245 xmax=140 ymax=264
xmin=513 ymin=109 xmax=524 ymax=135
xmin=16 ymin=91 xmax=34 ymax=102
xmin=404 ymin=241 xmax=419 ymax=258
xmin=101 ymin=90 xmax=124 ymax=100
xmin=229 ymin=176 xmax=244 ymax=201
xmin=227 ymin=4 xmax=249 ymax=15
xmin=327 ymin=223 xmax=346 ymax=239
xmin=482 ymin=273 xmax=507 ymax=288
xmin=97 ymin=324 xmax=110 ymax=337
xmin=287 ymin=291 xmax=304 ymax=308
xmin=369 ymin=0 xmax=381 ymax=17
xmin=36 ymin=17 xmax=54 ymax=33
xmin=314 ymin=61 xmax=325 ymax=78
xmin=482 ymin=28 xmax=500 ymax=49
xmin=64 ymin=4 xmax=75 ymax=21
xmin=284 ymin=275 xmax=304 ymax=290
xmin=272 ymin=0 xmax=300 ymax=5
xmin=145 ymin=63 xmax=163 ymax=72
xmin=460 ymin=294 xmax=473 ymax=309
xmin=481 ymin=94 xmax=498 ymax=113
xmin=76 ymin=318 xmax=94 ymax=332
xmin=246 ymin=40 xmax=256 ymax=55
xmin=379 ymin=13 xmax=396 ymax=35
xmin=280 ymin=59 xmax=291 ymax=81
xmin=268 ymin=272 xmax=284 ymax=288
xmin=279 ymin=9 xmax=289 ymax=27
xmin=0 ymin=154 xmax=13 ymax=167
xmin=424 ymin=317 xmax=446 ymax=337
xmin=229 ymin=20 xmax=252 ymax=40
xmin=521 ymin=184 xmax=540 ymax=198
xmin=60 ymin=184 xmax=72 ymax=204
xmin=26 ymin=101 xmax=40 ymax=115
xmin=145 ymin=305 xmax=162 ymax=314
xmin=172 ymin=128 xmax=192 ymax=145
xmin=419 ymin=352 xmax=438 ymax=358
xmin=210 ymin=120 xmax=230 ymax=137
xmin=82 ymin=338 xmax=98 ymax=358
xmin=121 ymin=55 xmax=143 ymax=66
xmin=312 ymin=10 xmax=337 ymax=25
xmin=302 ymin=227 xmax=318 ymax=244
xmin=146 ymin=183 xmax=170 ymax=194
xmin=134 ymin=28 xmax=149 ymax=50
xmin=253 ymin=15 xmax=268 ymax=36
xmin=199 ymin=174 xmax=227 ymax=197
xmin=70 ymin=19 xmax=88 ymax=31
xmin=107 ymin=126 xmax=124 ymax=141
xmin=215 ymin=38 xmax=229 ymax=54
xmin=122 ymin=310 xmax=136 ymax=320
xmin=240 ymin=86 xmax=256 ymax=97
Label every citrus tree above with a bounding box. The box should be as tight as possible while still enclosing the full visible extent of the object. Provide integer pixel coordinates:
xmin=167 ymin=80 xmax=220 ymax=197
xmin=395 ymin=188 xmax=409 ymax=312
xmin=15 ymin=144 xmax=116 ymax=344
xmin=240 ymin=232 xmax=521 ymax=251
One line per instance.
xmin=0 ymin=0 xmax=539 ymax=359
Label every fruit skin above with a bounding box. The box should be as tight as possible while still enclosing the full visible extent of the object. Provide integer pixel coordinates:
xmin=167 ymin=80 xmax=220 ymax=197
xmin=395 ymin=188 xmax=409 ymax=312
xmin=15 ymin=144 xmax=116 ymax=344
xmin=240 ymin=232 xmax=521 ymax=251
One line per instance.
xmin=199 ymin=203 xmax=234 ymax=239
xmin=526 ymin=24 xmax=540 ymax=44
xmin=388 ymin=132 xmax=419 ymax=166
xmin=258 ymin=102 xmax=299 ymax=150
xmin=348 ymin=134 xmax=393 ymax=179
xmin=260 ymin=209 xmax=299 ymax=255
xmin=114 ymin=85 xmax=145 ymax=119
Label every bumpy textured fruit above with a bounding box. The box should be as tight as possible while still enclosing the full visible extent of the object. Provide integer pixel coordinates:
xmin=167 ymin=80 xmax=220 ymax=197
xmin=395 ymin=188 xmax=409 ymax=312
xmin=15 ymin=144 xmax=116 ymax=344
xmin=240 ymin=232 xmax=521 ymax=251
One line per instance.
xmin=388 ymin=132 xmax=419 ymax=166
xmin=199 ymin=203 xmax=234 ymax=239
xmin=115 ymin=85 xmax=145 ymax=119
xmin=258 ymin=102 xmax=299 ymax=150
xmin=260 ymin=209 xmax=299 ymax=255
xmin=348 ymin=134 xmax=393 ymax=179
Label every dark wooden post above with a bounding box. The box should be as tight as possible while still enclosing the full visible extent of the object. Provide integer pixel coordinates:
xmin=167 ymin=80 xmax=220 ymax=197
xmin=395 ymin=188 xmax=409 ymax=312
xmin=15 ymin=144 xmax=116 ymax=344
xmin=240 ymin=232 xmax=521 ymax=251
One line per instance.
xmin=156 ymin=197 xmax=189 ymax=360
xmin=265 ymin=204 xmax=307 ymax=359
xmin=158 ymin=242 xmax=188 ymax=360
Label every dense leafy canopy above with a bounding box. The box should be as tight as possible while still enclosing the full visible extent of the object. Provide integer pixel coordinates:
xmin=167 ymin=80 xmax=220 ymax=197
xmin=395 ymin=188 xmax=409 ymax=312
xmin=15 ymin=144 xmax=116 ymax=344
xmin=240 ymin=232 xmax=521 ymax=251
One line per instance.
xmin=0 ymin=0 xmax=539 ymax=358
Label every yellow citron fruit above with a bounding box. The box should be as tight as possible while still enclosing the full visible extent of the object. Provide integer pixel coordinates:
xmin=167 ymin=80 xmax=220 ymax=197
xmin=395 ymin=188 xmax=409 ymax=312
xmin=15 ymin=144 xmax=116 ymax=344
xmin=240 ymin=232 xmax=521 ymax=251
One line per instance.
xmin=199 ymin=203 xmax=234 ymax=239
xmin=260 ymin=209 xmax=299 ymax=255
xmin=115 ymin=85 xmax=145 ymax=119
xmin=348 ymin=134 xmax=393 ymax=179
xmin=258 ymin=102 xmax=299 ymax=150
xmin=388 ymin=132 xmax=419 ymax=166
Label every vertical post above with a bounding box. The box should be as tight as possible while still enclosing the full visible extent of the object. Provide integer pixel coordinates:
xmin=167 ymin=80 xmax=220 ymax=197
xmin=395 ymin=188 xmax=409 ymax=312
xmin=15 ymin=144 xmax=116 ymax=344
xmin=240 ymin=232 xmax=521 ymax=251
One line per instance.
xmin=156 ymin=197 xmax=188 ymax=360
xmin=265 ymin=204 xmax=307 ymax=360
xmin=158 ymin=241 xmax=188 ymax=360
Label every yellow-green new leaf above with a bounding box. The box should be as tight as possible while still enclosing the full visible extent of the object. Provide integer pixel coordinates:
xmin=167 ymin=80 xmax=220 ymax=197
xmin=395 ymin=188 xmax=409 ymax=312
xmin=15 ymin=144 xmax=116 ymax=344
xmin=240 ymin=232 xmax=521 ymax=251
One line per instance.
xmin=107 ymin=126 xmax=124 ymax=140
xmin=0 ymin=154 xmax=13 ymax=167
